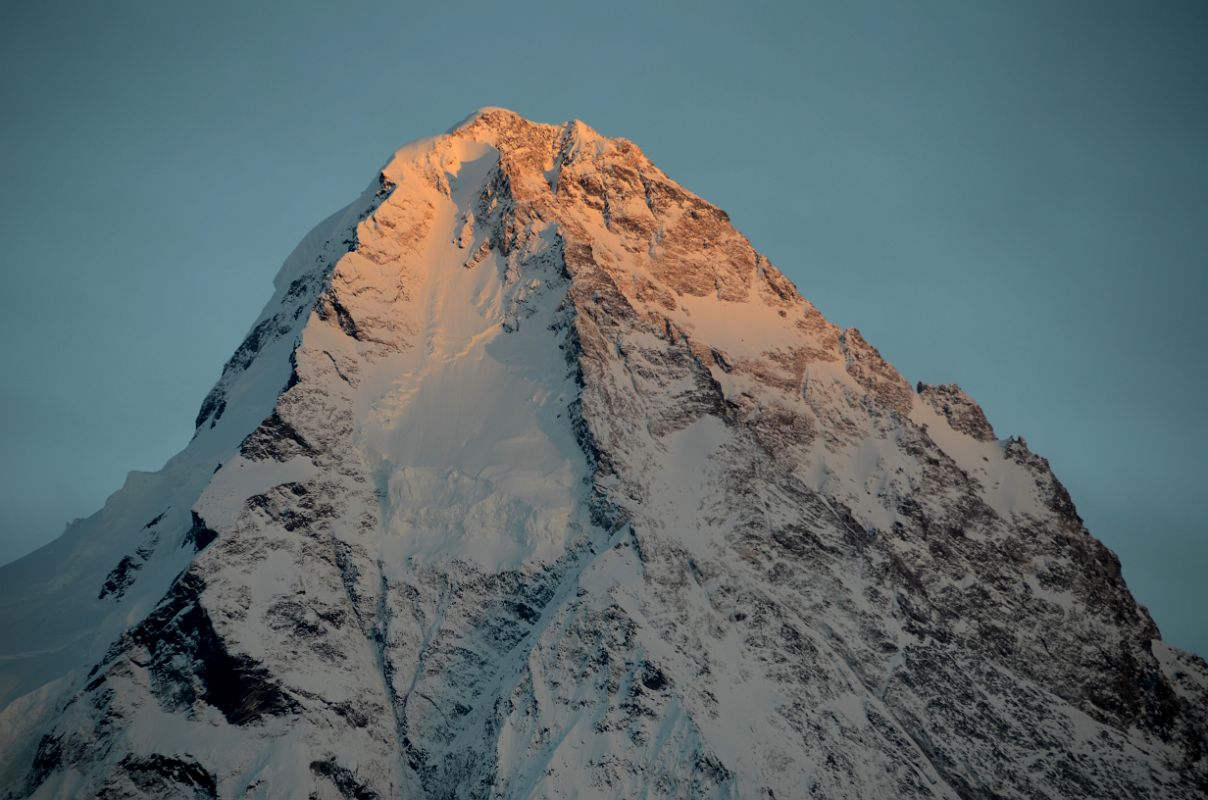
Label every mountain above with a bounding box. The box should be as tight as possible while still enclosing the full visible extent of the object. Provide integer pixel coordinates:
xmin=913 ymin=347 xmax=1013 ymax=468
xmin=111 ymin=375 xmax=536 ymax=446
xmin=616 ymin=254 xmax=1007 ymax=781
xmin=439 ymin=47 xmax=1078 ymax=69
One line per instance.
xmin=1 ymin=108 xmax=1204 ymax=799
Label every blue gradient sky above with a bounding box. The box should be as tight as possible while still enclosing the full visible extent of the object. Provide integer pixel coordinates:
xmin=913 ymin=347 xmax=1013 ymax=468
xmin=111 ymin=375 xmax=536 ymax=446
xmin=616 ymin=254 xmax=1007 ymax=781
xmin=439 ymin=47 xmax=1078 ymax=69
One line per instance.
xmin=1 ymin=1 xmax=1204 ymax=655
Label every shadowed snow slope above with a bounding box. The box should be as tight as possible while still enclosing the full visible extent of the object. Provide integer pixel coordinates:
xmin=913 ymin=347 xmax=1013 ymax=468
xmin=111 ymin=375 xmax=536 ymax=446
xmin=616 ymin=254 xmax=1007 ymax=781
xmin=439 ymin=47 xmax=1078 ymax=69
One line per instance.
xmin=1 ymin=109 xmax=1205 ymax=799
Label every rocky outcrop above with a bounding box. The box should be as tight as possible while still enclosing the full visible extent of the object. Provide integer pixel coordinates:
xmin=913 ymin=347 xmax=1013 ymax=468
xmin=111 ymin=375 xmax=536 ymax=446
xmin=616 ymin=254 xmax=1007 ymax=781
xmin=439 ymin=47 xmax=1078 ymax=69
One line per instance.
xmin=917 ymin=382 xmax=996 ymax=442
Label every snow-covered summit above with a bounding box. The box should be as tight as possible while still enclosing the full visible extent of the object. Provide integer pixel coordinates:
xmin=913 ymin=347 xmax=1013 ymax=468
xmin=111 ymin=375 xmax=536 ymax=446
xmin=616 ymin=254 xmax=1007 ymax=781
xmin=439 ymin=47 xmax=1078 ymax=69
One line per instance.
xmin=446 ymin=105 xmax=525 ymax=130
xmin=1 ymin=110 xmax=1205 ymax=799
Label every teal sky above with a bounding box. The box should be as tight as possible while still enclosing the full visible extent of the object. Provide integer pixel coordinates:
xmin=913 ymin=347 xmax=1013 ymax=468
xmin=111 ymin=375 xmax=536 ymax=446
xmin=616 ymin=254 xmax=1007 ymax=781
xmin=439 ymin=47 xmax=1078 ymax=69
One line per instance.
xmin=1 ymin=1 xmax=1204 ymax=656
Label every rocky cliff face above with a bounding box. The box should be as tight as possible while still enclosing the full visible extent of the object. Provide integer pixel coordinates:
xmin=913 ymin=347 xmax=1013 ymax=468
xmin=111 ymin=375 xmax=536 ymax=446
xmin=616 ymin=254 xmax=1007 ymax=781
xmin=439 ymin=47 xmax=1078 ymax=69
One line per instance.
xmin=1 ymin=108 xmax=1204 ymax=799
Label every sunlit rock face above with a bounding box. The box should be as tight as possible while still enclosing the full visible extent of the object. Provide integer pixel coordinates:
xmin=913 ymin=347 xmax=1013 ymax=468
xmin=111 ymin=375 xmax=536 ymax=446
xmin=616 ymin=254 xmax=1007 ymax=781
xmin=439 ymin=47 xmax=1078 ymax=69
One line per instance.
xmin=1 ymin=108 xmax=1204 ymax=800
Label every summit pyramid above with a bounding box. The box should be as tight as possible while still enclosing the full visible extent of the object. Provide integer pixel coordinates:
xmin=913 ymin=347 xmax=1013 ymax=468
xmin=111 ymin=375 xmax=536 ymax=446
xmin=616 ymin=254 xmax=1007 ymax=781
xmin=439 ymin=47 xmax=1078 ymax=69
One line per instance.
xmin=1 ymin=109 xmax=1204 ymax=799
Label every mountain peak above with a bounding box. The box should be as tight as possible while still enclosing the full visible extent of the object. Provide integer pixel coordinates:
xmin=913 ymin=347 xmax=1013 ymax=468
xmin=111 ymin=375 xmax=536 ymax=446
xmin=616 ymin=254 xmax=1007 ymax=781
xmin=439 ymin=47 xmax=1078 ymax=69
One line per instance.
xmin=1 ymin=111 xmax=1205 ymax=799
xmin=444 ymin=106 xmax=603 ymax=149
xmin=447 ymin=105 xmax=529 ymax=132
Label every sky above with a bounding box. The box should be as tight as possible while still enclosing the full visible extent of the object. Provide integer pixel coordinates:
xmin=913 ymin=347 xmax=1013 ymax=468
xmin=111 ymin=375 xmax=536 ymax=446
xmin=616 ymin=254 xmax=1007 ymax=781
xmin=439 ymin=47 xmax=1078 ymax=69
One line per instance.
xmin=0 ymin=1 xmax=1204 ymax=656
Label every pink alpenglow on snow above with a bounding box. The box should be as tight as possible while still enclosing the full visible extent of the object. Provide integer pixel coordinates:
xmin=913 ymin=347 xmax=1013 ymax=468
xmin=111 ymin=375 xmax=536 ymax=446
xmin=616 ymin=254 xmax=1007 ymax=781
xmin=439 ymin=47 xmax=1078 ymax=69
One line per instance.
xmin=1 ymin=109 xmax=1204 ymax=799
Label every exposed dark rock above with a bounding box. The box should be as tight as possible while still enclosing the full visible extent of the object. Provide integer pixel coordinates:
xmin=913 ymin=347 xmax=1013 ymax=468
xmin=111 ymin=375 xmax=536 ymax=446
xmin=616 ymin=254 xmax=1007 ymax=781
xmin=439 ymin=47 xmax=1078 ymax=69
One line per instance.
xmin=917 ymin=382 xmax=997 ymax=442
xmin=239 ymin=410 xmax=317 ymax=462
xmin=99 ymin=754 xmax=218 ymax=799
xmin=839 ymin=328 xmax=913 ymax=415
xmin=181 ymin=511 xmax=218 ymax=553
xmin=193 ymin=387 xmax=226 ymax=430
xmin=316 ymin=291 xmax=362 ymax=340
xmin=23 ymin=735 xmax=63 ymax=795
xmin=98 ymin=556 xmax=141 ymax=600
xmin=119 ymin=571 xmax=301 ymax=726
xmin=310 ymin=758 xmax=380 ymax=800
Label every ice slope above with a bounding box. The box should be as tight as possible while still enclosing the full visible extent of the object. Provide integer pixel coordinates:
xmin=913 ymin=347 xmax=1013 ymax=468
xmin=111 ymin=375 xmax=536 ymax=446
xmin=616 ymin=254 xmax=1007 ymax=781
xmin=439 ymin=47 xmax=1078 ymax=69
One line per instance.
xmin=0 ymin=183 xmax=380 ymax=715
xmin=1 ymin=108 xmax=1205 ymax=799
